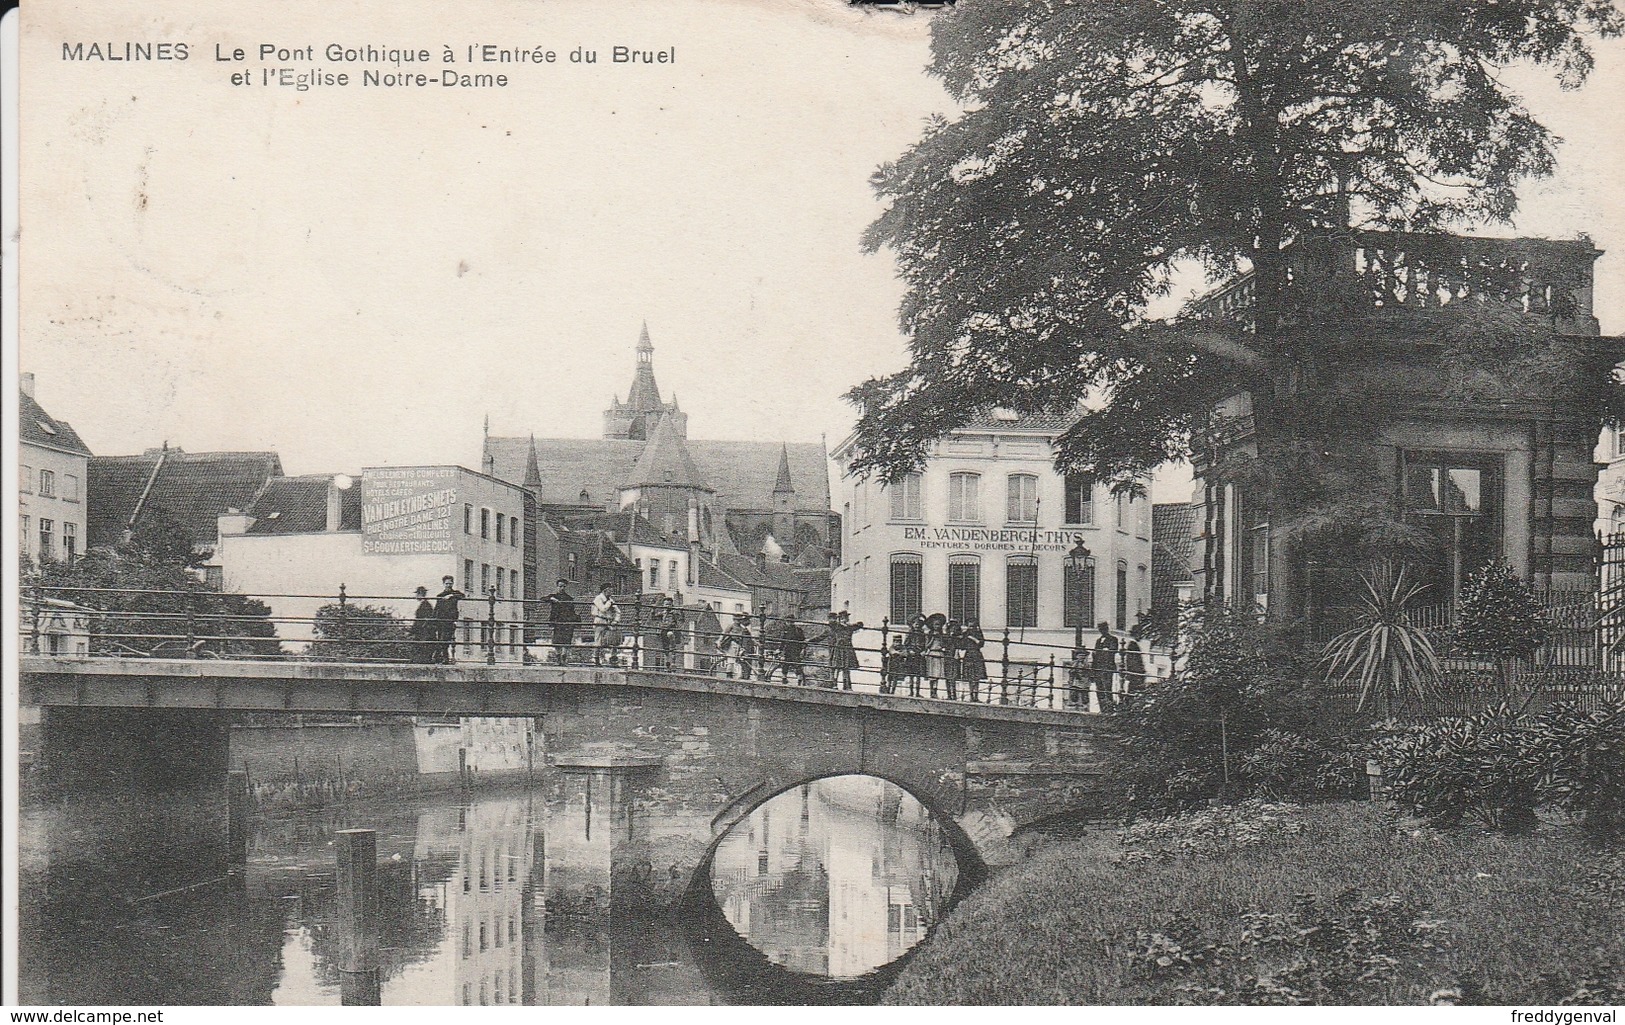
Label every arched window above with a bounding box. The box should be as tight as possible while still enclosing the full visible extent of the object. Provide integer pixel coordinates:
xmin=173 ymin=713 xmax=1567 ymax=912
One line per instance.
xmin=948 ymin=555 xmax=981 ymax=624
xmin=948 ymin=472 xmax=982 ymax=523
xmin=1006 ymin=473 xmax=1039 ymax=524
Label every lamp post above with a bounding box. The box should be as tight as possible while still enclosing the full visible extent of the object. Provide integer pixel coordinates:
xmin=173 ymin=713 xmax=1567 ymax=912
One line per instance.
xmin=1065 ymin=540 xmax=1094 ymax=652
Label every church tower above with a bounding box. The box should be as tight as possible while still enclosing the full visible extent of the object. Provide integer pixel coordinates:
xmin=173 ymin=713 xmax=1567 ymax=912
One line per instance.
xmin=603 ymin=322 xmax=687 ymax=441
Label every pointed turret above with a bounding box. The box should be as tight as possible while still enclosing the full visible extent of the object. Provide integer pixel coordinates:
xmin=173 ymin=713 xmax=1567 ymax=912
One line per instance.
xmin=772 ymin=443 xmax=795 ymax=495
xmin=523 ymin=434 xmax=542 ymax=493
xmin=603 ymin=322 xmax=688 ymax=441
xmin=625 ymin=322 xmax=662 ymax=412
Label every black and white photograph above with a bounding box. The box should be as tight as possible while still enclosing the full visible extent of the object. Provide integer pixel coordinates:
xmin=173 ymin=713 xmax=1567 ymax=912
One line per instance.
xmin=6 ymin=0 xmax=1625 ymax=1012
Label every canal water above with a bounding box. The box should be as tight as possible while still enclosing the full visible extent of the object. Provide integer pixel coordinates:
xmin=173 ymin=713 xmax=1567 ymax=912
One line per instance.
xmin=18 ymin=775 xmax=963 ymax=1005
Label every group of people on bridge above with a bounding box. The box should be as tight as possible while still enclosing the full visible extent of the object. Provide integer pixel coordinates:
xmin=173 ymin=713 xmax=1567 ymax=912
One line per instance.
xmin=401 ymin=577 xmax=1152 ymax=711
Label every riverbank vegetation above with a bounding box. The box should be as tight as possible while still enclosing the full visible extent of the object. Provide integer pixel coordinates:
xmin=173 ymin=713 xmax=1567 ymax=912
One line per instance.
xmin=885 ymin=801 xmax=1625 ymax=1005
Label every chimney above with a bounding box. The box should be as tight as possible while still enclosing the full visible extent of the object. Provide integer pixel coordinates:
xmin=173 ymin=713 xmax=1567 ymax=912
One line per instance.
xmin=326 ymin=479 xmax=344 ymax=532
xmin=20 ymin=372 xmax=35 ymax=399
xmin=217 ymin=508 xmax=255 ymax=537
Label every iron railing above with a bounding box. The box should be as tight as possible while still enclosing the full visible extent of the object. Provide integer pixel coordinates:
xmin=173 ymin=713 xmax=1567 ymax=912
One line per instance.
xmin=18 ymin=582 xmax=1164 ymax=714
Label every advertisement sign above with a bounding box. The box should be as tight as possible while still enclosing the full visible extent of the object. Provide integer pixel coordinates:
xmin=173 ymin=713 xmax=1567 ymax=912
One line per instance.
xmin=900 ymin=525 xmax=1086 ymax=554
xmin=361 ymin=467 xmax=458 ymax=555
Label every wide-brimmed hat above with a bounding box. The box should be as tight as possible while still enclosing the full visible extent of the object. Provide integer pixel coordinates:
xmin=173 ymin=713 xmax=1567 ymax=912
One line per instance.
xmin=926 ymin=612 xmax=947 ymax=629
xmin=414 ymin=586 xmax=428 ymax=596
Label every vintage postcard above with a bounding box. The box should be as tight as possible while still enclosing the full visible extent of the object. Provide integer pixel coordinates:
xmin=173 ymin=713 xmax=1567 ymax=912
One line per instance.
xmin=7 ymin=0 xmax=1625 ymax=1013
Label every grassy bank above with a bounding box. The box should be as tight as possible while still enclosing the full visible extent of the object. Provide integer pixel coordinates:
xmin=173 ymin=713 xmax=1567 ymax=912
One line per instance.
xmin=887 ymin=802 xmax=1624 ymax=1005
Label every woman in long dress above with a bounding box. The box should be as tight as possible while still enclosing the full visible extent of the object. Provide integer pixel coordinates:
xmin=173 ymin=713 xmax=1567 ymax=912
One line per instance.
xmin=924 ymin=613 xmax=948 ymax=698
xmin=961 ymin=617 xmax=989 ymax=703
xmin=903 ymin=616 xmax=928 ymax=697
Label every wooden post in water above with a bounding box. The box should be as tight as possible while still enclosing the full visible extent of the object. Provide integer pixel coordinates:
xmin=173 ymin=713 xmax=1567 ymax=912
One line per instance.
xmin=226 ymin=769 xmax=250 ymax=875
xmin=335 ymin=828 xmax=381 ymax=1006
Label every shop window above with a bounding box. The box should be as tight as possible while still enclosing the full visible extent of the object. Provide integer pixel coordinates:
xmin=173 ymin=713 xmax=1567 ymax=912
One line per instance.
xmin=1006 ymin=474 xmax=1038 ymax=524
xmin=948 ymin=472 xmax=982 ymax=523
xmin=889 ymin=555 xmax=922 ymax=624
xmin=1006 ymin=557 xmax=1038 ymax=629
xmin=888 ymin=473 xmax=923 ymax=521
xmin=948 ymin=557 xmax=980 ymax=624
xmin=1402 ymin=452 xmax=1502 ymax=602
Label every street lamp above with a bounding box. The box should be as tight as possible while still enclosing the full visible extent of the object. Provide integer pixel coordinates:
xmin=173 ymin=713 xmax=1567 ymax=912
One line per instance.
xmin=1065 ymin=540 xmax=1094 ymax=651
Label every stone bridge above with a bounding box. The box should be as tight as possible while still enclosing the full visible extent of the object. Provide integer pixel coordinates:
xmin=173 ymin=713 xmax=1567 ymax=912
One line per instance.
xmin=20 ymin=657 xmax=1119 ymax=904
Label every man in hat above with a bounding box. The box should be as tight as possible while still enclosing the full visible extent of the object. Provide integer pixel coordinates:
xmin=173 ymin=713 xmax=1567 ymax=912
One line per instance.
xmin=544 ymin=578 xmax=579 ymax=664
xmin=433 ymin=575 xmax=465 ymax=664
xmin=408 ymin=585 xmax=437 ymax=663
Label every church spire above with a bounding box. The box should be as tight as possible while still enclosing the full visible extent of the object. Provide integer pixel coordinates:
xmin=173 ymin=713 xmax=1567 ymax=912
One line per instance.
xmin=625 ymin=321 xmax=662 ymax=412
xmin=772 ymin=443 xmax=795 ymax=495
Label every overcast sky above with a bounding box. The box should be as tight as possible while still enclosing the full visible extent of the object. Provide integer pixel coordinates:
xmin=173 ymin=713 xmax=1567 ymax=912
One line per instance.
xmin=19 ymin=0 xmax=1625 ymax=505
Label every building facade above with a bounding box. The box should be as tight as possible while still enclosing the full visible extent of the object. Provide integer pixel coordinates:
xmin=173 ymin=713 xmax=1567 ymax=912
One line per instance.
xmin=1189 ymin=232 xmax=1622 ymax=619
xmin=19 ymin=374 xmax=92 ymax=565
xmin=214 ymin=466 xmax=530 ymax=659
xmin=832 ymin=410 xmax=1154 ymax=652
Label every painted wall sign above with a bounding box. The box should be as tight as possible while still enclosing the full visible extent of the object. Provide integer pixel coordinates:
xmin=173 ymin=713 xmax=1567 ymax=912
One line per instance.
xmin=361 ymin=467 xmax=458 ymax=554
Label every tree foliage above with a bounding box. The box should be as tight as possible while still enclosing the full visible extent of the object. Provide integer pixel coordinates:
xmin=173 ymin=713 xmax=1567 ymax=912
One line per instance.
xmin=1452 ymin=561 xmax=1550 ymax=660
xmin=310 ymin=602 xmax=414 ymax=662
xmin=24 ymin=539 xmax=279 ymax=658
xmin=849 ymin=0 xmax=1622 ymax=543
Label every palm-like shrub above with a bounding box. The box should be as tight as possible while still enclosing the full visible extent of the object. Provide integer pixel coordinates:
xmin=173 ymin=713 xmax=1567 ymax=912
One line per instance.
xmin=1320 ymin=564 xmax=1442 ymax=714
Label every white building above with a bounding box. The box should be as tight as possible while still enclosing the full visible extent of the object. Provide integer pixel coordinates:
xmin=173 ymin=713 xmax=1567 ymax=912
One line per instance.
xmin=832 ymin=409 xmax=1154 ymax=655
xmin=19 ymin=373 xmax=92 ymax=565
xmin=214 ymin=465 xmax=530 ymax=660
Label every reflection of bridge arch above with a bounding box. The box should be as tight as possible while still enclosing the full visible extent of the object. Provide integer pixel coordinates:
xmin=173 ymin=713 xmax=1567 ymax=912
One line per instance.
xmin=701 ymin=771 xmax=988 ymax=886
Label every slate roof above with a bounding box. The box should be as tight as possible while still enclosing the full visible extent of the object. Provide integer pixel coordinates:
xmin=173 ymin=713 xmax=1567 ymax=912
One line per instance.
xmin=627 ymin=414 xmax=710 ymax=490
xmin=955 ymin=407 xmax=1085 ymax=433
xmin=483 ymin=435 xmax=831 ymax=514
xmin=19 ymin=391 xmax=93 ymax=456
xmin=87 ymin=449 xmax=283 ymax=550
xmin=1151 ymin=502 xmax=1200 ymax=610
xmin=243 ymin=475 xmax=364 ymax=534
xmin=566 ymin=510 xmax=688 ymax=551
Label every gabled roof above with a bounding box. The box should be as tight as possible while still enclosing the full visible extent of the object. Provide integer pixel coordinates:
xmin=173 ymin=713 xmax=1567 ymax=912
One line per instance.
xmin=88 ymin=448 xmax=283 ymax=550
xmin=19 ymin=391 xmax=92 ymax=456
xmin=567 ymin=510 xmax=688 ymax=551
xmin=626 ymin=414 xmax=711 ymax=491
xmin=699 ymin=557 xmax=752 ymax=594
xmin=1151 ymin=502 xmax=1200 ymax=610
xmin=715 ymin=551 xmax=806 ymax=593
xmin=243 ymin=475 xmax=363 ymax=534
xmin=483 ymin=436 xmax=830 ymax=514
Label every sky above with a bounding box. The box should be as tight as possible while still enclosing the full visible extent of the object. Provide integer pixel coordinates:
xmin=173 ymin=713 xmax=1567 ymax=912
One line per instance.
xmin=17 ymin=0 xmax=1625 ymax=506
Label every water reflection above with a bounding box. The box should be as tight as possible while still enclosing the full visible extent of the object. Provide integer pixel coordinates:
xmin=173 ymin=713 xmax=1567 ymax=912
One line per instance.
xmin=19 ymin=772 xmax=963 ymax=1005
xmin=708 ymin=776 xmax=959 ymax=979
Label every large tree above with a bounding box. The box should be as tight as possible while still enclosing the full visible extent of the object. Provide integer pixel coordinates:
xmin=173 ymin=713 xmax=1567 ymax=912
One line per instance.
xmin=849 ymin=0 xmax=1623 ymax=548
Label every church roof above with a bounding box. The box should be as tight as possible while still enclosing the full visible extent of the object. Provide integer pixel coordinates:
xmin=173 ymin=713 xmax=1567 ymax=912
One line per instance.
xmin=484 ymin=435 xmax=830 ymax=515
xmin=626 ymin=414 xmax=711 ymax=491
